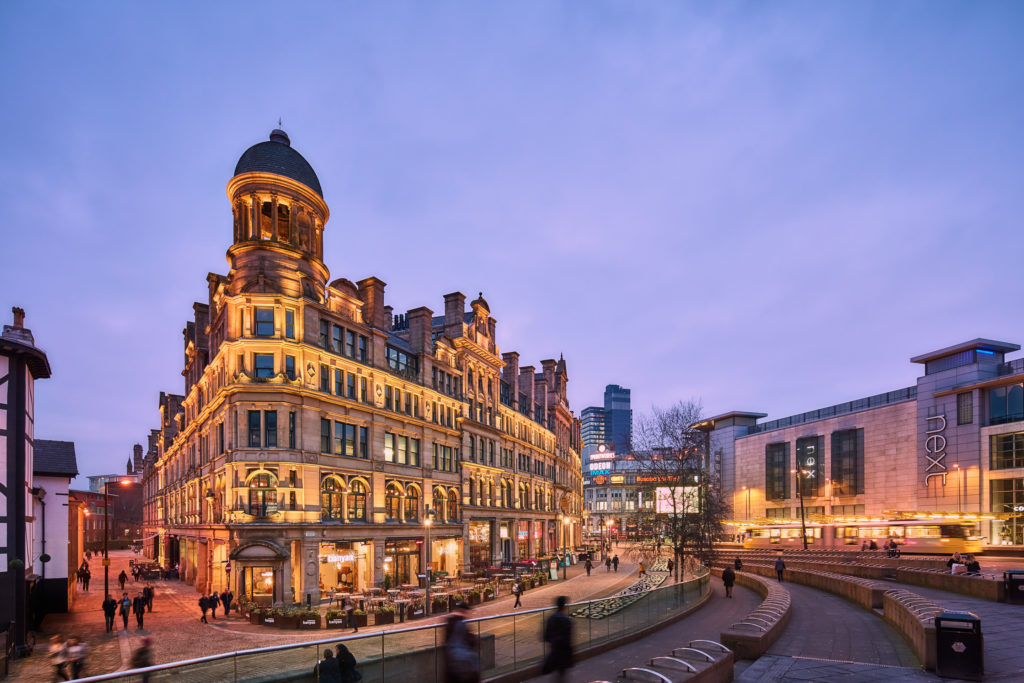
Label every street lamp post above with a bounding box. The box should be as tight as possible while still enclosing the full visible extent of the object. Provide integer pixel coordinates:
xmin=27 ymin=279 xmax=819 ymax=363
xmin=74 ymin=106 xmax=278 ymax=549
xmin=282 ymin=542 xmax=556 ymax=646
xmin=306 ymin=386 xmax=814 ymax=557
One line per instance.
xmin=103 ymin=478 xmax=133 ymax=597
xmin=424 ymin=507 xmax=434 ymax=616
xmin=561 ymin=515 xmax=570 ymax=580
xmin=742 ymin=486 xmax=750 ymax=520
xmin=953 ymin=463 xmax=962 ymax=513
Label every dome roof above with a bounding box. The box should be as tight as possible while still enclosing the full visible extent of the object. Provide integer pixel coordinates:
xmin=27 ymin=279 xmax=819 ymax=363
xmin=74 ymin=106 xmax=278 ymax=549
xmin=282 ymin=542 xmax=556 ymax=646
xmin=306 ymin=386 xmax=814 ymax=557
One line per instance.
xmin=233 ymin=128 xmax=323 ymax=198
xmin=471 ymin=292 xmax=490 ymax=312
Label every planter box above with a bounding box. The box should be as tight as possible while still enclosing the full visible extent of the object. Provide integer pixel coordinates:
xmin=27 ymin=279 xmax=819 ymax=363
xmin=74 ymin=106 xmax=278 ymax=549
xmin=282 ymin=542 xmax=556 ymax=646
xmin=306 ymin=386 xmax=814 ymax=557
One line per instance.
xmin=408 ymin=608 xmax=426 ymax=620
xmin=467 ymin=593 xmax=482 ymax=606
xmin=374 ymin=612 xmax=395 ymax=625
xmin=259 ymin=615 xmax=277 ymax=627
xmin=483 ymin=593 xmax=495 ymax=602
xmin=276 ymin=615 xmax=298 ymax=629
xmin=353 ymin=614 xmax=368 ymax=628
xmin=297 ymin=615 xmax=322 ymax=630
xmin=326 ymin=618 xmax=348 ymax=629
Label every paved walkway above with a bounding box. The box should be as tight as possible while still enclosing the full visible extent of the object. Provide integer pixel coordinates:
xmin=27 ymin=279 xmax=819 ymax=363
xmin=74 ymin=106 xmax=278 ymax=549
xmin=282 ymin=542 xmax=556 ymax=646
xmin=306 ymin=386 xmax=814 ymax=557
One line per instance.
xmin=9 ymin=550 xmax=643 ymax=680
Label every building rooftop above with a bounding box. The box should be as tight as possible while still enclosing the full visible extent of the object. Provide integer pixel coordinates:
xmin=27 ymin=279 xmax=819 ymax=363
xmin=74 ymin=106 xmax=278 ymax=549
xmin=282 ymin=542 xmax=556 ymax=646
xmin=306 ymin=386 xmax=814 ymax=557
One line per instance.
xmin=33 ymin=440 xmax=78 ymax=478
xmin=233 ymin=128 xmax=323 ymax=198
xmin=910 ymin=338 xmax=1019 ymax=364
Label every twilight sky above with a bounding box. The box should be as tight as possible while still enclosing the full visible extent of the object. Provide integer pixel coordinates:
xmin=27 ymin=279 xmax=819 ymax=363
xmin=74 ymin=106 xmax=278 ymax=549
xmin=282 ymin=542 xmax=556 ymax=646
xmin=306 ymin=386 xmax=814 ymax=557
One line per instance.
xmin=2 ymin=1 xmax=1023 ymax=484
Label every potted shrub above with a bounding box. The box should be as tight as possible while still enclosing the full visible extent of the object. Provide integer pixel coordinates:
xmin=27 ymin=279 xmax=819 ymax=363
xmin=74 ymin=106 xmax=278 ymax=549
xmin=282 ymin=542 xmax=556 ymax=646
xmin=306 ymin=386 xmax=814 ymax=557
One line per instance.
xmin=352 ymin=608 xmax=368 ymax=628
xmin=374 ymin=604 xmax=396 ymax=625
xmin=250 ymin=606 xmax=265 ymax=625
xmin=275 ymin=607 xmax=299 ymax=629
xmin=325 ymin=609 xmax=347 ymax=629
xmin=432 ymin=596 xmax=449 ymax=613
xmin=483 ymin=586 xmax=495 ymax=601
xmin=407 ymin=599 xmax=425 ymax=620
xmin=259 ymin=608 xmax=277 ymax=627
xmin=467 ymin=588 xmax=483 ymax=606
xmin=297 ymin=609 xmax=321 ymax=630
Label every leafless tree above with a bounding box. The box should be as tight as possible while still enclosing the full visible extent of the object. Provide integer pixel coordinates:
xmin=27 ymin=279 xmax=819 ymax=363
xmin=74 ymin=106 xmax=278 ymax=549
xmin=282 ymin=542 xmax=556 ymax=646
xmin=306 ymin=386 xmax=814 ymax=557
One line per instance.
xmin=630 ymin=399 xmax=730 ymax=581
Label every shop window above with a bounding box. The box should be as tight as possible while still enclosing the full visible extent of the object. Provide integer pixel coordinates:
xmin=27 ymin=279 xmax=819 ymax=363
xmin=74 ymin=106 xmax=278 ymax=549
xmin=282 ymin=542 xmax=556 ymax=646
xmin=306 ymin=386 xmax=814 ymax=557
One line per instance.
xmin=348 ymin=480 xmax=368 ymax=521
xmin=448 ymin=489 xmax=459 ymax=522
xmin=385 ymin=484 xmax=402 ymax=521
xmin=321 ymin=477 xmax=343 ymax=521
xmin=405 ymin=486 xmax=419 ymax=522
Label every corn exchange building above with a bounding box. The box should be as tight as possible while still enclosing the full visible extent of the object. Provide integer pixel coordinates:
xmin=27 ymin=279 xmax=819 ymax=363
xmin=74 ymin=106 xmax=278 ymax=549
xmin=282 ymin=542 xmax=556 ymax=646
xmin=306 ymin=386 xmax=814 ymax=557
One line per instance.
xmin=140 ymin=129 xmax=583 ymax=605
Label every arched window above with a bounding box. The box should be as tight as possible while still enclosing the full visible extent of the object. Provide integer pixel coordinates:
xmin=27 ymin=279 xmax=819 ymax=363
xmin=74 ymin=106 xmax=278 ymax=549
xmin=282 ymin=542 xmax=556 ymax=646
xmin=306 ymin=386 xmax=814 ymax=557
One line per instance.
xmin=519 ymin=483 xmax=528 ymax=510
xmin=447 ymin=489 xmax=459 ymax=523
xmin=468 ymin=478 xmax=475 ymax=505
xmin=433 ymin=488 xmax=446 ymax=522
xmin=405 ymin=486 xmax=420 ymax=522
xmin=385 ymin=483 xmax=402 ymax=522
xmin=348 ymin=480 xmax=367 ymax=522
xmin=277 ymin=203 xmax=290 ymax=242
xmin=247 ymin=472 xmax=277 ymax=517
xmin=320 ymin=477 xmax=343 ymax=521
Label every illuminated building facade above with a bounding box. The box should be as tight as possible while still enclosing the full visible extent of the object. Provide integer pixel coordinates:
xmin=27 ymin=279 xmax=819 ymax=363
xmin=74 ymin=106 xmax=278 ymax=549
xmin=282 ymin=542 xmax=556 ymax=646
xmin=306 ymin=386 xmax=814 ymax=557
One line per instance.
xmin=708 ymin=338 xmax=1024 ymax=546
xmin=140 ymin=129 xmax=583 ymax=603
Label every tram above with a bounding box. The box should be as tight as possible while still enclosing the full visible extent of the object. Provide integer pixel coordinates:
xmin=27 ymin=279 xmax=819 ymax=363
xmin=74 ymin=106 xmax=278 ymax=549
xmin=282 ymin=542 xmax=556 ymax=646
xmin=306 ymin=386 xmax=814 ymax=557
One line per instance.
xmin=740 ymin=519 xmax=983 ymax=554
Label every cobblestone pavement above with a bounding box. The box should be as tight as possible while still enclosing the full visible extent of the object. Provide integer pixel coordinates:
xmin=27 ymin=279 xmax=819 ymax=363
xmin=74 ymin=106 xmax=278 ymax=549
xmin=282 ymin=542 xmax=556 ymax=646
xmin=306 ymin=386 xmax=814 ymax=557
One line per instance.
xmin=10 ymin=550 xmax=642 ymax=681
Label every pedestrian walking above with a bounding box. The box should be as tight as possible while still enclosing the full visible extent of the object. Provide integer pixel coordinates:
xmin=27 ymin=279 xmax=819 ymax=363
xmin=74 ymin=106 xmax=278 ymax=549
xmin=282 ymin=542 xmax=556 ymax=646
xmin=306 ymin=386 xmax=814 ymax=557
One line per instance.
xmin=133 ymin=592 xmax=146 ymax=629
xmin=722 ymin=566 xmax=736 ymax=598
xmin=208 ymin=591 xmax=220 ymax=619
xmin=199 ymin=594 xmax=209 ymax=623
xmin=220 ymin=589 xmax=232 ymax=615
xmin=344 ymin=597 xmax=358 ymax=633
xmin=774 ymin=556 xmax=785 ymax=582
xmin=67 ymin=636 xmax=89 ymax=679
xmin=102 ymin=594 xmax=117 ymax=633
xmin=119 ymin=592 xmax=132 ymax=630
xmin=48 ymin=635 xmax=70 ymax=681
xmin=130 ymin=637 xmax=154 ymax=683
xmin=143 ymin=583 xmax=154 ymax=612
xmin=605 ymin=556 xmax=611 ymax=572
xmin=667 ymin=559 xmax=674 ymax=575
xmin=638 ymin=562 xmax=646 ymax=577
xmin=443 ymin=602 xmax=480 ymax=683
xmin=83 ymin=568 xmax=91 ymax=592
xmin=118 ymin=570 xmax=128 ymax=591
xmin=612 ymin=555 xmax=619 ymax=572
xmin=542 ymin=596 xmax=573 ymax=683
xmin=584 ymin=558 xmax=592 ymax=576
xmin=734 ymin=558 xmax=743 ymax=571
xmin=512 ymin=580 xmax=522 ymax=608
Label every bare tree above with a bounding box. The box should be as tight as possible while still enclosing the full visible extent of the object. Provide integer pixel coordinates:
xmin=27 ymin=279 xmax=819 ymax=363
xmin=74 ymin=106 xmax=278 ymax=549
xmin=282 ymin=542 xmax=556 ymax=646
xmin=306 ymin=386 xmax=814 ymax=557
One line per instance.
xmin=631 ymin=399 xmax=730 ymax=581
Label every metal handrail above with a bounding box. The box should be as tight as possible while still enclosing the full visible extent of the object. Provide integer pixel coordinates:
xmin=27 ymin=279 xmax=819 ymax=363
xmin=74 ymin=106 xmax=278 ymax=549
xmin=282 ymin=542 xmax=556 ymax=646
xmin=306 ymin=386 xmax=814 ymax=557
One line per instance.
xmin=621 ymin=667 xmax=674 ymax=682
xmin=650 ymin=656 xmax=697 ymax=672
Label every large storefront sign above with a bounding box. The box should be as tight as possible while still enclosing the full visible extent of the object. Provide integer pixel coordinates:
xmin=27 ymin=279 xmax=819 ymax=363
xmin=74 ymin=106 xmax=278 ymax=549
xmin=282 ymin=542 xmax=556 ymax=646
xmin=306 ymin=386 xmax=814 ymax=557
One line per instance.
xmin=923 ymin=414 xmax=948 ymax=486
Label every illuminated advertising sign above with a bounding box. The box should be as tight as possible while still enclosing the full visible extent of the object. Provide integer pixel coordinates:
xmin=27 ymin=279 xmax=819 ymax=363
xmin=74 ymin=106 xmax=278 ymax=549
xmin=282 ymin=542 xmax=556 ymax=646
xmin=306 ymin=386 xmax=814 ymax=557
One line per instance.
xmin=589 ymin=468 xmax=610 ymax=475
xmin=610 ymin=475 xmax=625 ymax=484
xmin=655 ymin=486 xmax=699 ymax=515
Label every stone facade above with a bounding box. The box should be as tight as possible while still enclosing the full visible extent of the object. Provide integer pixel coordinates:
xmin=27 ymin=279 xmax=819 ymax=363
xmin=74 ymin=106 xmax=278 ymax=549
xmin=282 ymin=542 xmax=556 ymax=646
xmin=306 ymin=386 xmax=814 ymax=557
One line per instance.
xmin=140 ymin=130 xmax=583 ymax=603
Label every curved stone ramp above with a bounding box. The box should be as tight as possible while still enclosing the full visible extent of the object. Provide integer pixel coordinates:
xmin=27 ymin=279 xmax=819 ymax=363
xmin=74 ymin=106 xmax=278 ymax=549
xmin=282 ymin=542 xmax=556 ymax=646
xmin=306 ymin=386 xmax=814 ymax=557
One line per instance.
xmin=711 ymin=568 xmax=791 ymax=659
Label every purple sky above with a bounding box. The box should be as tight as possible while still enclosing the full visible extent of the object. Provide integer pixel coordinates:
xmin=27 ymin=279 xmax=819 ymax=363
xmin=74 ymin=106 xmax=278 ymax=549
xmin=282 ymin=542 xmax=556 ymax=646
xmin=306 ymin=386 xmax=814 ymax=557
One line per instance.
xmin=2 ymin=2 xmax=1023 ymax=484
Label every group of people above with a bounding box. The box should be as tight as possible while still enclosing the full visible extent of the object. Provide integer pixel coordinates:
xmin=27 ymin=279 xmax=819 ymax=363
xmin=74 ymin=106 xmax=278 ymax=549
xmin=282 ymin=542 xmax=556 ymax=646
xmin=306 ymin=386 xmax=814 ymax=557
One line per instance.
xmin=198 ymin=590 xmax=233 ymax=623
xmin=947 ymin=552 xmax=981 ymax=575
xmin=75 ymin=561 xmax=92 ymax=592
xmin=583 ymin=553 xmax=622 ymax=577
xmin=48 ymin=635 xmax=89 ymax=681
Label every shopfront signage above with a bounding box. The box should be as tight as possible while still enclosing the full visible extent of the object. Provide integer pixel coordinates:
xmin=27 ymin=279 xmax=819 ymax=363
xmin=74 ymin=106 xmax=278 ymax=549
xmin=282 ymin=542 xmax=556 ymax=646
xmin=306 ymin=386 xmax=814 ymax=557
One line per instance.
xmin=923 ymin=414 xmax=948 ymax=486
xmin=261 ymin=571 xmax=273 ymax=577
xmin=327 ymin=554 xmax=355 ymax=563
xmin=589 ymin=469 xmax=610 ymax=476
xmin=1013 ymin=505 xmax=1024 ymax=513
xmin=610 ymin=475 xmax=624 ymax=484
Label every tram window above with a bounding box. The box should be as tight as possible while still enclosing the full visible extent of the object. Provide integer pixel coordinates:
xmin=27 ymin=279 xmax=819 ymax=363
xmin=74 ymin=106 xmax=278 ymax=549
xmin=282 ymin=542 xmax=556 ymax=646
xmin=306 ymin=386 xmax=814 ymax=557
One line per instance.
xmin=906 ymin=526 xmax=940 ymax=538
xmin=940 ymin=525 xmax=966 ymax=539
xmin=769 ymin=529 xmax=781 ymax=543
xmin=887 ymin=526 xmax=905 ymax=539
xmin=752 ymin=529 xmax=769 ymax=538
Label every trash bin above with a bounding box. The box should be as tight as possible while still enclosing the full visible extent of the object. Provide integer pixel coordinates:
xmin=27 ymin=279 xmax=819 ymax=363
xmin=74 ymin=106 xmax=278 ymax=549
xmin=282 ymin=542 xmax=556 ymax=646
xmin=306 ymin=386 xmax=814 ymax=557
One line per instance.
xmin=1004 ymin=570 xmax=1024 ymax=604
xmin=934 ymin=611 xmax=983 ymax=680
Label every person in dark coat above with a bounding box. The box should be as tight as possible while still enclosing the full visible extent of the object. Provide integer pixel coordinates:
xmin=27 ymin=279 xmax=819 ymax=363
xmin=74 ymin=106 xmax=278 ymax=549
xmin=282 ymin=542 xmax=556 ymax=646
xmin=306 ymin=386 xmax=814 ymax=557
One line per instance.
xmin=443 ymin=603 xmax=480 ymax=683
xmin=102 ymin=594 xmax=118 ymax=633
xmin=119 ymin=592 xmax=132 ymax=630
xmin=721 ymin=566 xmax=736 ymax=598
xmin=130 ymin=637 xmax=153 ymax=683
xmin=220 ymin=590 xmax=232 ymax=615
xmin=133 ymin=592 xmax=146 ymax=629
xmin=143 ymin=584 xmax=154 ymax=612
xmin=542 ymin=596 xmax=573 ymax=682
xmin=734 ymin=558 xmax=743 ymax=571
xmin=198 ymin=594 xmax=209 ymax=623
xmin=584 ymin=558 xmax=592 ymax=576
xmin=118 ymin=570 xmax=128 ymax=591
xmin=774 ymin=556 xmax=785 ymax=582
xmin=605 ymin=556 xmax=612 ymax=572
xmin=208 ymin=591 xmax=219 ymax=619
xmin=512 ymin=581 xmax=522 ymax=608
xmin=314 ymin=646 xmax=357 ymax=683
xmin=612 ymin=555 xmax=619 ymax=572
xmin=83 ymin=568 xmax=91 ymax=592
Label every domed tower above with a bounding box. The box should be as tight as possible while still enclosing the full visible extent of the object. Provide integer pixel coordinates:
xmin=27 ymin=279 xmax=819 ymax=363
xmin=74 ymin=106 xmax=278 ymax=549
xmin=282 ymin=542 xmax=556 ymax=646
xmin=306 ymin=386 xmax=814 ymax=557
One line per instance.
xmin=225 ymin=128 xmax=330 ymax=300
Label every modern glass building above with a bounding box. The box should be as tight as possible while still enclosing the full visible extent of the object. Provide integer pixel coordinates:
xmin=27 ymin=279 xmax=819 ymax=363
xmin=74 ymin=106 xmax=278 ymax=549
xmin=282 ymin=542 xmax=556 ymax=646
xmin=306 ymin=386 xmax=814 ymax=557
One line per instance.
xmin=706 ymin=338 xmax=1024 ymax=546
xmin=580 ymin=406 xmax=606 ymax=467
xmin=604 ymin=384 xmax=632 ymax=454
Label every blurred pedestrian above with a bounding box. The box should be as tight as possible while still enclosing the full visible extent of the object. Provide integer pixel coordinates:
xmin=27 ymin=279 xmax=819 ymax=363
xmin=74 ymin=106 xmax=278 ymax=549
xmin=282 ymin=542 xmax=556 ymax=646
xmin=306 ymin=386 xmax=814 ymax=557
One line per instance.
xmin=143 ymin=583 xmax=154 ymax=612
xmin=67 ymin=636 xmax=89 ymax=679
xmin=48 ymin=635 xmax=69 ymax=681
xmin=722 ymin=566 xmax=736 ymax=598
xmin=612 ymin=555 xmax=619 ymax=572
xmin=83 ymin=568 xmax=91 ymax=592
xmin=130 ymin=637 xmax=154 ymax=683
xmin=119 ymin=592 xmax=132 ymax=630
xmin=208 ymin=591 xmax=220 ymax=619
xmin=512 ymin=581 xmax=522 ymax=608
xmin=199 ymin=594 xmax=209 ymax=623
xmin=443 ymin=602 xmax=479 ymax=683
xmin=344 ymin=596 xmax=358 ymax=633
xmin=542 ymin=596 xmax=573 ymax=683
xmin=314 ymin=645 xmax=358 ymax=683
xmin=118 ymin=570 xmax=128 ymax=591
xmin=220 ymin=589 xmax=232 ymax=615
xmin=638 ymin=562 xmax=646 ymax=577
xmin=605 ymin=556 xmax=611 ymax=572
xmin=734 ymin=558 xmax=743 ymax=571
xmin=133 ymin=591 xmax=146 ymax=629
xmin=667 ymin=559 xmax=674 ymax=575
xmin=584 ymin=558 xmax=592 ymax=576
xmin=775 ymin=556 xmax=785 ymax=582
xmin=102 ymin=594 xmax=117 ymax=633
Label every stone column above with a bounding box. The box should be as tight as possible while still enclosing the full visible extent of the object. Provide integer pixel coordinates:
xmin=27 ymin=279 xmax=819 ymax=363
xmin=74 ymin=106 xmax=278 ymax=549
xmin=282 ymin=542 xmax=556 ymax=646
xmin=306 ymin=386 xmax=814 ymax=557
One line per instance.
xmin=250 ymin=194 xmax=260 ymax=239
xmin=299 ymin=539 xmax=320 ymax=606
xmin=271 ymin=196 xmax=279 ymax=242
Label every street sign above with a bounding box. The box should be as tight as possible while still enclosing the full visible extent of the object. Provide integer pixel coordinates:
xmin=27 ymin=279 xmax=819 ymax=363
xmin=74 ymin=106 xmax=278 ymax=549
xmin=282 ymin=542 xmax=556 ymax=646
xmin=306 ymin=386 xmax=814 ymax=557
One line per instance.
xmin=225 ymin=562 xmax=232 ymax=573
xmin=102 ymin=558 xmax=110 ymax=567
